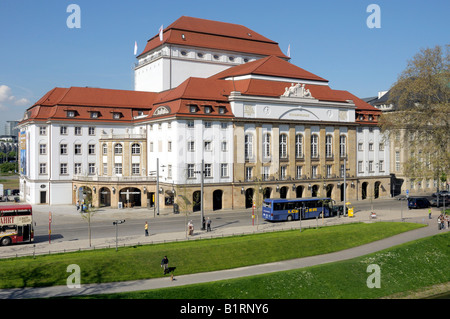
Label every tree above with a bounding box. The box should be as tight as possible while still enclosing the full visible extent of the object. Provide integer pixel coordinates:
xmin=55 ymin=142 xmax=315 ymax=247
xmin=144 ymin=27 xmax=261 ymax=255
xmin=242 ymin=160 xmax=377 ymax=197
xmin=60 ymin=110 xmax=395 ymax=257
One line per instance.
xmin=380 ymin=45 xmax=450 ymax=188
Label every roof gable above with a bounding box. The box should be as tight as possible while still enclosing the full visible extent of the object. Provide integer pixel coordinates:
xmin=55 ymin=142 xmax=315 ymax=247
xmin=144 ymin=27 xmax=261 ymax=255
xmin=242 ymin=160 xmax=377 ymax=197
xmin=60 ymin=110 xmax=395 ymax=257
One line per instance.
xmin=210 ymin=56 xmax=328 ymax=83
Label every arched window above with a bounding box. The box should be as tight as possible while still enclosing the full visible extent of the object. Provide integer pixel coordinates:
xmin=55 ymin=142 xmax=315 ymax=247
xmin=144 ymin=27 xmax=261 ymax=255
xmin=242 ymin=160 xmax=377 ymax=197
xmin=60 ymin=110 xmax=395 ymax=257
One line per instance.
xmin=131 ymin=143 xmax=141 ymax=154
xmin=114 ymin=143 xmax=123 ymax=154
xmin=295 ymin=134 xmax=303 ymax=158
xmin=340 ymin=135 xmax=347 ymax=158
xmin=311 ymin=134 xmax=319 ymax=158
xmin=263 ymin=133 xmax=271 ymax=158
xmin=279 ymin=134 xmax=288 ymax=158
xmin=325 ymin=135 xmax=333 ymax=158
xmin=244 ymin=134 xmax=253 ymax=159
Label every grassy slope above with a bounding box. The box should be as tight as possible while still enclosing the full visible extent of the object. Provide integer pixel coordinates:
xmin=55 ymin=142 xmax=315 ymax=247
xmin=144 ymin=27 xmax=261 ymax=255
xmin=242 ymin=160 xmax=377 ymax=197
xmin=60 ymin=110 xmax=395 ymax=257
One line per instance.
xmin=90 ymin=231 xmax=450 ymax=299
xmin=0 ymin=222 xmax=422 ymax=289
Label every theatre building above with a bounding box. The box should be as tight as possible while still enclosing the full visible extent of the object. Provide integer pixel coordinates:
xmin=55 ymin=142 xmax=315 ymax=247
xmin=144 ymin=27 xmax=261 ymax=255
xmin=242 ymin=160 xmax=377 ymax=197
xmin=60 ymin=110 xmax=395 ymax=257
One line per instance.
xmin=18 ymin=16 xmax=389 ymax=209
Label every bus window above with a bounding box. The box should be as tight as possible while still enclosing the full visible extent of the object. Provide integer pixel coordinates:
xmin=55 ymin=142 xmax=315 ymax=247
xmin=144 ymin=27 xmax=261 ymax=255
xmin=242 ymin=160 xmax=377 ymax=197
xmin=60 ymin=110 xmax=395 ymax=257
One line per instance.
xmin=286 ymin=202 xmax=296 ymax=210
xmin=263 ymin=201 xmax=271 ymax=208
xmin=274 ymin=203 xmax=286 ymax=211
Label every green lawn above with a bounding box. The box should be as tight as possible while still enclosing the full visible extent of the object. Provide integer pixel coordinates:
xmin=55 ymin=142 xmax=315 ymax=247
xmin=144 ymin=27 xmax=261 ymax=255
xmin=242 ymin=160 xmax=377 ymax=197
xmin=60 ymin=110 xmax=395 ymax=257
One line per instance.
xmin=84 ymin=231 xmax=450 ymax=299
xmin=0 ymin=222 xmax=423 ymax=289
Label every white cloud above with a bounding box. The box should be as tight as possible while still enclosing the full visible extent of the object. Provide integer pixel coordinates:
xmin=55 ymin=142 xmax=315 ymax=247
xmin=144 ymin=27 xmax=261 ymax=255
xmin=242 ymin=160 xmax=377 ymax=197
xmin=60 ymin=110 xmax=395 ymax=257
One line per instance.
xmin=0 ymin=85 xmax=30 ymax=110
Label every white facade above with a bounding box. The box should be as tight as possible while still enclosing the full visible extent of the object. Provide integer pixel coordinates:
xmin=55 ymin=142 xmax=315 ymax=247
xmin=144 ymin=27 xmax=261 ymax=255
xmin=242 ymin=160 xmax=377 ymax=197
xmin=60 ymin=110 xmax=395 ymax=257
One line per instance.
xmin=134 ymin=44 xmax=260 ymax=92
xmin=146 ymin=119 xmax=234 ymax=185
xmin=356 ymin=126 xmax=390 ymax=177
xmin=20 ymin=122 xmax=132 ymax=204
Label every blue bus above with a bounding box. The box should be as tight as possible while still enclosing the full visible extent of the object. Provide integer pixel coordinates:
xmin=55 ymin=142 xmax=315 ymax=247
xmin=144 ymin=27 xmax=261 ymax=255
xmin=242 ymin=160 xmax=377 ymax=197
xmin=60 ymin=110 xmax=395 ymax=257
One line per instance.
xmin=262 ymin=198 xmax=335 ymax=221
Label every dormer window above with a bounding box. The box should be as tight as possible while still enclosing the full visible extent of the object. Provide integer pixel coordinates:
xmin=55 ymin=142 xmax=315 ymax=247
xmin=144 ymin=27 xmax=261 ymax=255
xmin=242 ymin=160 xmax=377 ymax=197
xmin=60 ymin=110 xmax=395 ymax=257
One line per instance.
xmin=204 ymin=106 xmax=212 ymax=114
xmin=67 ymin=110 xmax=76 ymax=118
xmin=218 ymin=106 xmax=226 ymax=114
xmin=90 ymin=111 xmax=99 ymax=119
xmin=190 ymin=105 xmax=198 ymax=113
xmin=112 ymin=112 xmax=122 ymax=119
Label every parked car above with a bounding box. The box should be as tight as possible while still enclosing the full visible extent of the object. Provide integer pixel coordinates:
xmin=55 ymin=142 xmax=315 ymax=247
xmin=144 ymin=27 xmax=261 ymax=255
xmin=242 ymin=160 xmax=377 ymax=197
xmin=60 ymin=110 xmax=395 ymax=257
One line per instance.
xmin=430 ymin=197 xmax=450 ymax=207
xmin=432 ymin=190 xmax=449 ymax=197
xmin=408 ymin=197 xmax=431 ymax=209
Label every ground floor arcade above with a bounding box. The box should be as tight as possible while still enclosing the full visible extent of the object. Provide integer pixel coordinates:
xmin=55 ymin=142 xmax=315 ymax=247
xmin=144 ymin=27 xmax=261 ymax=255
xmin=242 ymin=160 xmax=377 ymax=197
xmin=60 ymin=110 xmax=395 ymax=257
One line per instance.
xmin=71 ymin=176 xmax=390 ymax=211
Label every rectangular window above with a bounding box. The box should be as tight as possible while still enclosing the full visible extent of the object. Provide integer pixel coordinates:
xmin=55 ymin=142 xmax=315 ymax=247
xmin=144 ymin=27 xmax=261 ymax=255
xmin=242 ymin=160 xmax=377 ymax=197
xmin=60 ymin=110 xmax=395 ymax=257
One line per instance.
xmin=88 ymin=127 xmax=95 ymax=135
xmin=74 ymin=127 xmax=82 ymax=135
xmin=221 ymin=141 xmax=227 ymax=152
xmin=114 ymin=163 xmax=122 ymax=175
xmin=311 ymin=135 xmax=318 ymax=158
xmin=358 ymin=143 xmax=363 ymax=151
xmin=311 ymin=165 xmax=317 ymax=179
xmin=60 ymin=126 xmax=67 ymax=135
xmin=188 ymin=141 xmax=195 ymax=152
xmin=132 ymin=163 xmax=140 ymax=175
xmin=60 ymin=144 xmax=67 ymax=155
xmin=88 ymin=144 xmax=95 ymax=155
xmin=168 ymin=165 xmax=172 ymax=179
xmin=39 ymin=163 xmax=47 ymax=175
xmin=358 ymin=161 xmax=363 ymax=173
xmin=103 ymin=163 xmax=107 ymax=175
xmin=74 ymin=163 xmax=82 ymax=175
xmin=60 ymin=163 xmax=67 ymax=175
xmin=204 ymin=164 xmax=212 ymax=177
xmin=39 ymin=126 xmax=46 ymax=135
xmin=369 ymin=161 xmax=374 ymax=172
xmin=369 ymin=143 xmax=374 ymax=151
xmin=395 ymin=151 xmax=400 ymax=171
xmin=168 ymin=141 xmax=172 ymax=152
xmin=326 ymin=165 xmax=332 ymax=178
xmin=204 ymin=141 xmax=212 ymax=151
xmin=379 ymin=160 xmax=384 ymax=172
xmin=245 ymin=166 xmax=253 ymax=181
xmin=88 ymin=163 xmax=95 ymax=175
xmin=262 ymin=166 xmax=270 ymax=181
xmin=39 ymin=144 xmax=46 ymax=155
xmin=204 ymin=121 xmax=212 ymax=128
xmin=280 ymin=166 xmax=287 ymax=180
xmin=379 ymin=143 xmax=385 ymax=151
xmin=187 ymin=164 xmax=195 ymax=178
xmin=74 ymin=144 xmax=82 ymax=155
xmin=187 ymin=121 xmax=194 ymax=128
xmin=296 ymin=165 xmax=302 ymax=179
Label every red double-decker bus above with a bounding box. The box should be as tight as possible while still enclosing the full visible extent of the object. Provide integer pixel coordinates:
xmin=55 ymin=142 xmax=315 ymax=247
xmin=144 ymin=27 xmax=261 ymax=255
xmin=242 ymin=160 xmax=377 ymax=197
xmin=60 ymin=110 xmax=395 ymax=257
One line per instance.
xmin=0 ymin=205 xmax=34 ymax=246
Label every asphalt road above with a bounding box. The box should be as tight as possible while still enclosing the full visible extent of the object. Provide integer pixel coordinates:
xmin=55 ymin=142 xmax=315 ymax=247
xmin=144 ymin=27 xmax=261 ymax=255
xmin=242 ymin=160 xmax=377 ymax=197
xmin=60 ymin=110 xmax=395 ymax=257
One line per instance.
xmin=27 ymin=197 xmax=437 ymax=244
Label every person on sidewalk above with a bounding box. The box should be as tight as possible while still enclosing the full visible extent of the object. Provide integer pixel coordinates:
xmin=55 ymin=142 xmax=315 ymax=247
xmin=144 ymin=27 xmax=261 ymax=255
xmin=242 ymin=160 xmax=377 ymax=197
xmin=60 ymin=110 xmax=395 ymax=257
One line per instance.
xmin=206 ymin=217 xmax=212 ymax=232
xmin=145 ymin=221 xmax=149 ymax=236
xmin=161 ymin=256 xmax=169 ymax=274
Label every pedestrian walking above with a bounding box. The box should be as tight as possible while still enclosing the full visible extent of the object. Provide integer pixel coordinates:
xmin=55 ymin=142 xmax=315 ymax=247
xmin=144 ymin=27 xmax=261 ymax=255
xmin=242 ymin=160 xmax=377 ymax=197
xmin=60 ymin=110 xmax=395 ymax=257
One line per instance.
xmin=145 ymin=221 xmax=149 ymax=236
xmin=438 ymin=214 xmax=443 ymax=230
xmin=188 ymin=220 xmax=194 ymax=236
xmin=206 ymin=217 xmax=211 ymax=232
xmin=428 ymin=208 xmax=432 ymax=219
xmin=76 ymin=200 xmax=80 ymax=211
xmin=161 ymin=256 xmax=169 ymax=274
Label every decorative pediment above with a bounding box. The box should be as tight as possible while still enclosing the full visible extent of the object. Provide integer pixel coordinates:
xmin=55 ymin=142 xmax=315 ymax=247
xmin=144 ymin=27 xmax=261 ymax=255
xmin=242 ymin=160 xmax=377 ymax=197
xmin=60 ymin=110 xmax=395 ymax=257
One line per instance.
xmin=282 ymin=83 xmax=313 ymax=99
xmin=153 ymin=105 xmax=171 ymax=116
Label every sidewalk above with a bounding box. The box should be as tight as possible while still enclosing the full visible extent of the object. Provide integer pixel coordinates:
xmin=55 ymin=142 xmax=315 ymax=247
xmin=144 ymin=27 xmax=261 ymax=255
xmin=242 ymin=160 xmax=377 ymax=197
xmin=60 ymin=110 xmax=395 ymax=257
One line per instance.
xmin=1 ymin=220 xmax=447 ymax=299
xmin=1 ymin=202 xmax=436 ymax=258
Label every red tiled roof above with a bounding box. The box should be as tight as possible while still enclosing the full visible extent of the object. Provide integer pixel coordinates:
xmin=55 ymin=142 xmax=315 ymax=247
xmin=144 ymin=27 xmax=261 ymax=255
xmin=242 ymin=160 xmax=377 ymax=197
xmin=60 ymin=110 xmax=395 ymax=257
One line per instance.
xmin=138 ymin=16 xmax=288 ymax=59
xmin=210 ymin=55 xmax=328 ymax=83
xmin=31 ymin=87 xmax=157 ymax=108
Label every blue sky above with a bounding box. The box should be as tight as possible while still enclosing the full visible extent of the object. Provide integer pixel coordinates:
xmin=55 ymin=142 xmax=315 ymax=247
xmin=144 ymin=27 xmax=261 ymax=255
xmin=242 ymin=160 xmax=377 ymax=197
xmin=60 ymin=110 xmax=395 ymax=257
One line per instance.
xmin=0 ymin=0 xmax=448 ymax=123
